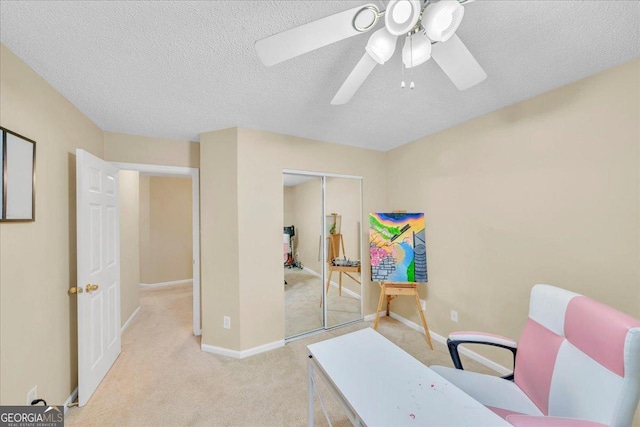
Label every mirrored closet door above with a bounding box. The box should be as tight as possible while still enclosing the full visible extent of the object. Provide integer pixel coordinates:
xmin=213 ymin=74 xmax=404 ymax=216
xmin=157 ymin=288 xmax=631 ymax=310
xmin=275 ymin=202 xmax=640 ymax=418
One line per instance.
xmin=283 ymin=171 xmax=363 ymax=340
xmin=324 ymin=177 xmax=362 ymax=328
xmin=283 ymin=174 xmax=323 ymax=338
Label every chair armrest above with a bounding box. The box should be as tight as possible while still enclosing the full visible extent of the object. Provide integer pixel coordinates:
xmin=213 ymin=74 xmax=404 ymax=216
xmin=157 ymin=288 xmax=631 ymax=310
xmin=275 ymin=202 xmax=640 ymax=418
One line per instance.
xmin=449 ymin=331 xmax=517 ymax=348
xmin=447 ymin=331 xmax=518 ymax=380
xmin=505 ymin=415 xmax=608 ymax=427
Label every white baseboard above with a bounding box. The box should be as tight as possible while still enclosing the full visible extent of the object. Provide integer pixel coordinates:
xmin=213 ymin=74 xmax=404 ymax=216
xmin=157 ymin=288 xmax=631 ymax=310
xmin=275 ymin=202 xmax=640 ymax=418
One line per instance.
xmin=121 ymin=306 xmax=141 ymax=334
xmin=301 ymin=267 xmax=361 ymax=300
xmin=140 ymin=279 xmax=193 ymax=288
xmin=367 ymin=310 xmax=511 ymax=376
xmin=302 ymin=266 xmax=320 ymax=278
xmin=364 ymin=312 xmax=382 ymax=322
xmin=63 ymin=387 xmax=78 ymax=414
xmin=389 ymin=311 xmax=511 ymax=375
xmin=201 ymin=343 xmax=240 ymax=358
xmin=201 ymin=339 xmax=285 ymax=359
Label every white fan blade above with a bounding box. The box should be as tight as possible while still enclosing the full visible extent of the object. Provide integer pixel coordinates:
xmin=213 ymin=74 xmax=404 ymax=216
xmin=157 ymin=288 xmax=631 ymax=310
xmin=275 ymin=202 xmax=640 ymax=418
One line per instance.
xmin=331 ymin=52 xmax=378 ymax=105
xmin=255 ymin=4 xmax=379 ymax=67
xmin=431 ymin=34 xmax=487 ymax=90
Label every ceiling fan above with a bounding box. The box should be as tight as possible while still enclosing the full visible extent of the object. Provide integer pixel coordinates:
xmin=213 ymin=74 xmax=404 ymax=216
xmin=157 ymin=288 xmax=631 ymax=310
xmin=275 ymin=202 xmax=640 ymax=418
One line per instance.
xmin=255 ymin=0 xmax=486 ymax=105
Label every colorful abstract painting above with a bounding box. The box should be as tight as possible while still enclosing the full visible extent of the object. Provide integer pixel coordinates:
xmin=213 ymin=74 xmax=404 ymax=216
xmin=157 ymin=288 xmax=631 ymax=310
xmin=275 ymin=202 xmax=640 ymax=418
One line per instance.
xmin=369 ymin=212 xmax=427 ymax=283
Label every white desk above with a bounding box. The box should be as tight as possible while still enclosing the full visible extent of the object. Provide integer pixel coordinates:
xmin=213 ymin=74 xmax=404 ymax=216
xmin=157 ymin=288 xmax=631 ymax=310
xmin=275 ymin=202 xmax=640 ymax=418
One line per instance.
xmin=307 ymin=328 xmax=511 ymax=426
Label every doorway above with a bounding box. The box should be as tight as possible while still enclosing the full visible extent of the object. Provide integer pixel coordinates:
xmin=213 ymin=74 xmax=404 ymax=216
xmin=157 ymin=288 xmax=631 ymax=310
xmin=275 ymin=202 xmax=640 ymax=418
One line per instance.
xmin=283 ymin=170 xmax=363 ymax=340
xmin=113 ymin=162 xmax=201 ymax=335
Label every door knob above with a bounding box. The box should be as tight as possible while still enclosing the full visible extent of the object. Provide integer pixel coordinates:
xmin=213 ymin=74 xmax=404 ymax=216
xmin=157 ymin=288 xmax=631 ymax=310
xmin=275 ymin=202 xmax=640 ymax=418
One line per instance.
xmin=85 ymin=284 xmax=99 ymax=292
xmin=69 ymin=286 xmax=83 ymax=294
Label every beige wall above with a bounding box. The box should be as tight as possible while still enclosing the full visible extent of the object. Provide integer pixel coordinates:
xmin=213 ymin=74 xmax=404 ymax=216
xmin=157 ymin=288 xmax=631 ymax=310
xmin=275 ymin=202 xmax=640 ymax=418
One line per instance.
xmin=0 ymin=45 xmax=199 ymax=407
xmin=386 ymin=58 xmax=640 ymax=368
xmin=200 ymin=127 xmax=386 ymax=351
xmin=326 ymin=178 xmax=362 ymax=260
xmin=105 ymin=133 xmax=197 ymax=285
xmin=119 ymin=171 xmax=140 ymax=326
xmin=104 ymin=132 xmax=199 ymax=168
xmin=0 ymin=45 xmax=104 ymax=405
xmin=140 ymin=177 xmax=193 ymax=284
xmin=139 ymin=176 xmax=151 ymax=284
xmin=236 ymin=128 xmax=386 ymax=350
xmin=288 ymin=177 xmax=323 ymax=273
xmin=200 ymin=128 xmax=241 ymax=350
xmin=283 ymin=186 xmax=294 ymax=227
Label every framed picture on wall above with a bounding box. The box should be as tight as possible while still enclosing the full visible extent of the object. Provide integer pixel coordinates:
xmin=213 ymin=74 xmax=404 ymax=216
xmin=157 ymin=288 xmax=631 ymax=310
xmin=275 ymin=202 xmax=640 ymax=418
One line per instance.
xmin=1 ymin=127 xmax=36 ymax=222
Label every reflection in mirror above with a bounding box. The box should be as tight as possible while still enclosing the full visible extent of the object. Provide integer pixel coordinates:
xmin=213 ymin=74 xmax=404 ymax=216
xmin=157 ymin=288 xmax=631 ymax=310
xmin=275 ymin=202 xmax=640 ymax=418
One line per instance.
xmin=324 ymin=177 xmax=362 ymax=328
xmin=283 ymin=173 xmax=323 ymax=338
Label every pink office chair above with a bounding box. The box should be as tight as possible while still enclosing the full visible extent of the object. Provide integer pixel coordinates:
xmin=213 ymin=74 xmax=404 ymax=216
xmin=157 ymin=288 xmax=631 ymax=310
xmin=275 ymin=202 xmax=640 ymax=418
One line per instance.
xmin=431 ymin=284 xmax=640 ymax=427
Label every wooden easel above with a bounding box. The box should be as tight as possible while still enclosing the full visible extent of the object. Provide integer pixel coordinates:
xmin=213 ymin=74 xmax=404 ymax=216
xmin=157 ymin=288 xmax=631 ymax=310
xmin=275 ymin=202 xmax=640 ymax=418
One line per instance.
xmin=324 ymin=233 xmax=361 ymax=299
xmin=373 ymin=281 xmax=434 ymax=350
xmin=326 ymin=234 xmax=361 ymax=295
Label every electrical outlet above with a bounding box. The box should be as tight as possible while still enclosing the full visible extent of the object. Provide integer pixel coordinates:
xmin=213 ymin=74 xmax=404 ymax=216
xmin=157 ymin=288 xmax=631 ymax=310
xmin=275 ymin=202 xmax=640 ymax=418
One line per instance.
xmin=223 ymin=316 xmax=231 ymax=329
xmin=420 ymin=299 xmax=426 ymax=311
xmin=27 ymin=385 xmax=37 ymax=405
xmin=450 ymin=310 xmax=458 ymax=323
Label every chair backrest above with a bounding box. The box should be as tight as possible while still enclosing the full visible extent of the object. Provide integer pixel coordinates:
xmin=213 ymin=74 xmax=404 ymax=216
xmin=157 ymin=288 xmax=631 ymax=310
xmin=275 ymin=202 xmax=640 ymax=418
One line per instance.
xmin=513 ymin=284 xmax=640 ymax=427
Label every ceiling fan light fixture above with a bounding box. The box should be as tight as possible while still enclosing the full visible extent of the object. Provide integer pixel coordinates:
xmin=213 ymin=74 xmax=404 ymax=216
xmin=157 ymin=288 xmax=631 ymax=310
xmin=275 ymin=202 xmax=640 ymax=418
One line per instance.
xmin=385 ymin=0 xmax=422 ymax=36
xmin=365 ymin=28 xmax=398 ymax=64
xmin=423 ymin=0 xmax=465 ymax=42
xmin=402 ymin=31 xmax=432 ymax=68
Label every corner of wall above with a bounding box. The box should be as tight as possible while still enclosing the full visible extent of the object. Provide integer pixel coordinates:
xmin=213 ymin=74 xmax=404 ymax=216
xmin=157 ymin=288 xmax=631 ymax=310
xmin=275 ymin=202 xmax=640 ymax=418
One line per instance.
xmin=0 ymin=42 xmax=103 ymax=405
xmin=199 ymin=127 xmax=242 ymax=351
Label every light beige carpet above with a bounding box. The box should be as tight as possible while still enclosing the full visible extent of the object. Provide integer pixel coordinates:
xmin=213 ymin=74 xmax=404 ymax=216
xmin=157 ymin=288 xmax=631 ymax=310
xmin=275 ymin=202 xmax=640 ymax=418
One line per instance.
xmin=284 ymin=269 xmax=361 ymax=337
xmin=66 ymin=283 xmax=497 ymax=427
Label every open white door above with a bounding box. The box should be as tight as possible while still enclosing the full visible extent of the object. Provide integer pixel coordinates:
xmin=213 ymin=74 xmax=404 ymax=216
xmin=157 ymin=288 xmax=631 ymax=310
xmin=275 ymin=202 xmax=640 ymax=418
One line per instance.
xmin=76 ymin=149 xmax=121 ymax=407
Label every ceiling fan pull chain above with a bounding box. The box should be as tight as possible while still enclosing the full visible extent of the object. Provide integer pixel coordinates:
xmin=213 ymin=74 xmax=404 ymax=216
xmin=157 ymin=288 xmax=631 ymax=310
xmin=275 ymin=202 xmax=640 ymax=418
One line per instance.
xmin=410 ymin=35 xmax=415 ymax=89
xmin=401 ymin=49 xmax=406 ymax=88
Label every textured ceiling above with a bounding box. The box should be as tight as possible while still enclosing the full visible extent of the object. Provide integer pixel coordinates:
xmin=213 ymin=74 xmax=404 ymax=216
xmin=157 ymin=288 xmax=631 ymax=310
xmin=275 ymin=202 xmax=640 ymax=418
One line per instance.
xmin=0 ymin=1 xmax=638 ymax=151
